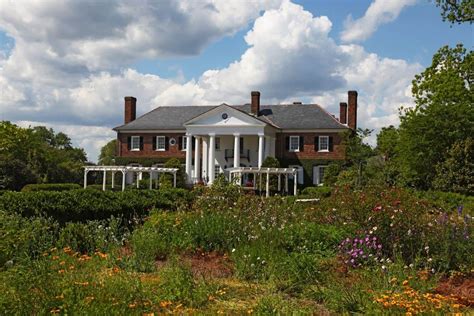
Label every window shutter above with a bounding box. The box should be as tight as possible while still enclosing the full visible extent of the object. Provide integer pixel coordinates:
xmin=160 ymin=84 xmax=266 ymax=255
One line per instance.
xmin=152 ymin=136 xmax=157 ymax=150
xmin=127 ymin=136 xmax=131 ymax=150
xmin=139 ymin=137 xmax=144 ymax=150
xmin=192 ymin=136 xmax=196 ymax=150
xmin=285 ymin=136 xmax=289 ymax=151
xmin=299 ymin=136 xmax=304 ymax=152
xmin=329 ymin=136 xmax=334 ymax=152
xmin=314 ymin=136 xmax=319 ymax=151
xmin=165 ymin=137 xmax=169 ymax=151
xmin=178 ymin=136 xmax=182 ymax=150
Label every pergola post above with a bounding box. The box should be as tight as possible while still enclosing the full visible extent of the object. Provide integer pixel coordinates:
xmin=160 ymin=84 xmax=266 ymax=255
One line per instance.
xmin=122 ymin=171 xmax=126 ymax=191
xmin=266 ymin=171 xmax=270 ymax=198
xmin=111 ymin=171 xmax=115 ymax=189
xmin=259 ymin=172 xmax=262 ymax=195
xmin=278 ymin=174 xmax=281 ymax=192
xmin=136 ymin=172 xmax=140 ymax=188
xmin=83 ymin=169 xmax=88 ymax=189
xmin=149 ymin=172 xmax=153 ymax=190
xmin=294 ymin=171 xmax=298 ymax=196
xmin=173 ymin=172 xmax=177 ymax=188
xmin=102 ymin=170 xmax=107 ymax=191
xmin=285 ymin=174 xmax=288 ymax=194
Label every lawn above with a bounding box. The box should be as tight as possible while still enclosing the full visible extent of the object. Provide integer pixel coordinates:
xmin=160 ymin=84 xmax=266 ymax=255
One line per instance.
xmin=0 ymin=182 xmax=472 ymax=314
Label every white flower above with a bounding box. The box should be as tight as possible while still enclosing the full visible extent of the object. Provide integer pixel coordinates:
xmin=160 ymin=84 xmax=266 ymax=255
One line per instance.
xmin=424 ymin=246 xmax=430 ymax=251
xmin=428 ymin=258 xmax=432 ymax=262
xmin=231 ymin=248 xmax=236 ymax=253
xmin=409 ymin=263 xmax=414 ymax=268
xmin=373 ymin=226 xmax=378 ymax=231
xmin=382 ymin=265 xmax=386 ymax=270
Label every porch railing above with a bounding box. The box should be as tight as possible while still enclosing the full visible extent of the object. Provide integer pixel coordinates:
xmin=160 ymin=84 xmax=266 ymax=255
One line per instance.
xmin=224 ymin=149 xmax=250 ymax=162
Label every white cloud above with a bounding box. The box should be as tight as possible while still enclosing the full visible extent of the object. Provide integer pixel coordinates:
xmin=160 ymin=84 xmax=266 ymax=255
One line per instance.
xmin=0 ymin=0 xmax=422 ymax=161
xmin=340 ymin=0 xmax=417 ymax=43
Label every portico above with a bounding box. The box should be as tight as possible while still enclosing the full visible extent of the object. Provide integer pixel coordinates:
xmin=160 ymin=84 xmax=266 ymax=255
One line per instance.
xmin=183 ymin=104 xmax=278 ymax=184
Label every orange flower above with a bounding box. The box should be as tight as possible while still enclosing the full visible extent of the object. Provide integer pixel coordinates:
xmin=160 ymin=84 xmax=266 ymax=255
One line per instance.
xmin=402 ymin=280 xmax=409 ymax=286
xmin=52 ymin=256 xmax=59 ymax=260
xmin=159 ymin=300 xmax=172 ymax=308
xmin=50 ymin=307 xmax=61 ymax=314
xmin=58 ymin=269 xmax=65 ymax=274
xmin=129 ymin=303 xmax=137 ymax=309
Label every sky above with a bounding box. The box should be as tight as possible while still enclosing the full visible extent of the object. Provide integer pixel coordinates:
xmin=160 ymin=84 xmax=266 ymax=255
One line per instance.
xmin=0 ymin=0 xmax=472 ymax=162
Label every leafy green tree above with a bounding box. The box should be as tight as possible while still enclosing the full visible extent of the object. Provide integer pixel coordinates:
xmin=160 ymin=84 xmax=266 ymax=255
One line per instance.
xmin=260 ymin=156 xmax=280 ymax=191
xmin=397 ymin=44 xmax=473 ymax=189
xmin=98 ymin=140 xmax=117 ymax=165
xmin=433 ymin=138 xmax=474 ymax=195
xmin=435 ymin=0 xmax=473 ymax=24
xmin=342 ymin=128 xmax=375 ymax=187
xmin=376 ymin=126 xmax=400 ymax=160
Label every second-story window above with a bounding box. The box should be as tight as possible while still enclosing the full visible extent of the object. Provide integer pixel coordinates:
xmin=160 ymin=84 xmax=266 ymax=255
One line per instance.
xmin=318 ymin=136 xmax=329 ymax=152
xmin=289 ymin=136 xmax=300 ymax=152
xmin=131 ymin=136 xmax=140 ymax=151
xmin=215 ymin=137 xmax=221 ymax=151
xmin=156 ymin=136 xmax=166 ymax=151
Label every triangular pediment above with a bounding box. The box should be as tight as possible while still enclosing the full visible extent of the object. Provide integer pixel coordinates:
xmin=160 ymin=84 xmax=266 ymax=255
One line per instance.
xmin=184 ymin=104 xmax=267 ymax=127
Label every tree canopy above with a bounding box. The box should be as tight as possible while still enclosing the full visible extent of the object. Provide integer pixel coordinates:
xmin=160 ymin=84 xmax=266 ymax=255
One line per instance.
xmin=0 ymin=121 xmax=87 ymax=190
xmin=435 ymin=0 xmax=474 ymax=24
xmin=98 ymin=140 xmax=117 ymax=165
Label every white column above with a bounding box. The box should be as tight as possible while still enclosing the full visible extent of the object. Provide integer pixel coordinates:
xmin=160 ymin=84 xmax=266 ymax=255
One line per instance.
xmin=233 ymin=134 xmax=240 ymax=168
xmin=122 ymin=171 xmax=126 ymax=191
xmin=83 ymin=170 xmax=88 ymax=189
xmin=136 ymin=172 xmax=140 ymax=188
xmin=258 ymin=134 xmax=264 ymax=167
xmin=208 ymin=134 xmax=216 ymax=184
xmin=194 ymin=136 xmax=201 ymax=182
xmin=173 ymin=172 xmax=177 ymax=187
xmin=102 ymin=170 xmax=107 ymax=191
xmin=294 ymin=171 xmax=298 ymax=196
xmin=111 ymin=171 xmax=115 ymax=189
xmin=278 ymin=174 xmax=281 ymax=191
xmin=264 ymin=136 xmax=270 ymax=159
xmin=266 ymin=171 xmax=270 ymax=198
xmin=202 ymin=137 xmax=208 ymax=181
xmin=149 ymin=172 xmax=153 ymax=189
xmin=185 ymin=134 xmax=192 ymax=183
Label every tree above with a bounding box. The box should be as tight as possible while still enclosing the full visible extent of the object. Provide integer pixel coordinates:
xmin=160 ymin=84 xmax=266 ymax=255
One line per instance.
xmin=98 ymin=140 xmax=117 ymax=165
xmin=376 ymin=126 xmax=400 ymax=160
xmin=434 ymin=0 xmax=473 ymax=24
xmin=433 ymin=138 xmax=474 ymax=195
xmin=343 ymin=128 xmax=375 ymax=187
xmin=397 ymin=44 xmax=473 ymax=189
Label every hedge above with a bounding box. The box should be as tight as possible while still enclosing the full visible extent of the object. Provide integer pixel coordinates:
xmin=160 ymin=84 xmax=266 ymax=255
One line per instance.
xmin=21 ymin=183 xmax=82 ymax=192
xmin=0 ymin=188 xmax=193 ymax=224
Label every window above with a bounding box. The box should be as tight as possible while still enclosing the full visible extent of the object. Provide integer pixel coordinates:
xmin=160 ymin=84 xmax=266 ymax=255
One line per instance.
xmin=215 ymin=137 xmax=221 ymax=151
xmin=313 ymin=165 xmax=327 ymax=186
xmin=156 ymin=136 xmax=166 ymax=151
xmin=131 ymin=136 xmax=140 ymax=151
xmin=181 ymin=136 xmax=187 ymax=151
xmin=215 ymin=164 xmax=221 ymax=175
xmin=289 ymin=136 xmax=300 ymax=152
xmin=318 ymin=136 xmax=329 ymax=152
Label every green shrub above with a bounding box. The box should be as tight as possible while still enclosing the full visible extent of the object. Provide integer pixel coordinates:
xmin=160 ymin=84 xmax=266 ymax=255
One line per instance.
xmin=0 ymin=211 xmax=57 ymax=267
xmin=0 ymin=188 xmax=193 ymax=224
xmin=301 ymin=186 xmax=332 ymax=198
xmin=159 ymin=158 xmax=186 ymax=188
xmin=21 ymin=183 xmax=82 ymax=192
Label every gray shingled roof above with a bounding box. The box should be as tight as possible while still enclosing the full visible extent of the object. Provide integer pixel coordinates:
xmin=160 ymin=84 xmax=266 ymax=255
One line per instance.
xmin=113 ymin=103 xmax=347 ymax=131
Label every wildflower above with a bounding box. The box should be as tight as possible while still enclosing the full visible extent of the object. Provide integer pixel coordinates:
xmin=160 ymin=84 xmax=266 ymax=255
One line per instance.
xmin=231 ymin=248 xmax=236 ymax=253
xmin=58 ymin=269 xmax=65 ymax=274
xmin=160 ymin=300 xmax=172 ymax=308
xmin=129 ymin=303 xmax=137 ymax=309
xmin=403 ymin=280 xmax=409 ymax=286
xmin=52 ymin=256 xmax=59 ymax=260
xmin=50 ymin=308 xmax=61 ymax=314
xmin=59 ymin=261 xmax=65 ymax=266
xmin=381 ymin=265 xmax=386 ymax=270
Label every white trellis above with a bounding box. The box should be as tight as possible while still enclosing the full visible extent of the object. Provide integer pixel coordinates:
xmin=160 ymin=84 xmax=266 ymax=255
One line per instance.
xmin=83 ymin=166 xmax=179 ymax=191
xmin=226 ymin=167 xmax=298 ymax=197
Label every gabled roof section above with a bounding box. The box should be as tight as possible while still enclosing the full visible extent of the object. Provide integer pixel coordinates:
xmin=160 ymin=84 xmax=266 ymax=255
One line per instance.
xmin=184 ymin=104 xmax=268 ymax=127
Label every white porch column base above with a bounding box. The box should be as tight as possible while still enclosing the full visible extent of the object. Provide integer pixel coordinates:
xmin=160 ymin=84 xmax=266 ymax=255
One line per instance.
xmin=194 ymin=136 xmax=201 ymax=182
xmin=233 ymin=134 xmax=240 ymax=168
xmin=185 ymin=134 xmax=192 ymax=183
xmin=208 ymin=134 xmax=216 ymax=184
xmin=258 ymin=134 xmax=264 ymax=167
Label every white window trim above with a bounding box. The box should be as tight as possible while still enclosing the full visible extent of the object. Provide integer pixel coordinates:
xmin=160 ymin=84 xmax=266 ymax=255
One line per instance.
xmin=314 ymin=165 xmax=327 ymax=186
xmin=289 ymin=136 xmax=300 ymax=152
xmin=181 ymin=136 xmax=187 ymax=151
xmin=156 ymin=136 xmax=166 ymax=151
xmin=131 ymin=136 xmax=140 ymax=151
xmin=318 ymin=136 xmax=329 ymax=152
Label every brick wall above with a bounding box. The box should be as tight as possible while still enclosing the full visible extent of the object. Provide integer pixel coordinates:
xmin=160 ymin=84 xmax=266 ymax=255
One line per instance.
xmin=118 ymin=132 xmax=187 ymax=158
xmin=275 ymin=132 xmax=346 ymax=160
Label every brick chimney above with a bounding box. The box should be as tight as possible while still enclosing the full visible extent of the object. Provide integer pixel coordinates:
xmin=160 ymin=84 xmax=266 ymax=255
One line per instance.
xmin=124 ymin=96 xmax=136 ymax=124
xmin=251 ymin=91 xmax=260 ymax=116
xmin=339 ymin=102 xmax=347 ymax=125
xmin=348 ymin=91 xmax=357 ymax=130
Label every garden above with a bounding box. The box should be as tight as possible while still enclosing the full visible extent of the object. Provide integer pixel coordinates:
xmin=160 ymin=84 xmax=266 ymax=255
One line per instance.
xmin=0 ymin=179 xmax=472 ymax=314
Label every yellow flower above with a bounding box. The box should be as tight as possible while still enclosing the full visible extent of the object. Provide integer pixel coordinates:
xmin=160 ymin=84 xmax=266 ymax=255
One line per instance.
xmin=159 ymin=300 xmax=172 ymax=308
xmin=50 ymin=307 xmax=61 ymax=314
xmin=390 ymin=277 xmax=398 ymax=283
xmin=129 ymin=303 xmax=137 ymax=309
xmin=402 ymin=280 xmax=409 ymax=286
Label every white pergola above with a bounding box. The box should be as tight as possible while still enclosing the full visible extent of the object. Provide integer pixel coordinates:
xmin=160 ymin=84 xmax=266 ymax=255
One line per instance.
xmin=226 ymin=167 xmax=298 ymax=197
xmin=83 ymin=165 xmax=179 ymax=191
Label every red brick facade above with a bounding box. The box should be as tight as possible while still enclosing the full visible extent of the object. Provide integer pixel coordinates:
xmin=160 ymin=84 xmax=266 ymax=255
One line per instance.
xmin=118 ymin=131 xmax=345 ymax=161
xmin=118 ymin=132 xmax=186 ymax=158
xmin=275 ymin=132 xmax=345 ymax=160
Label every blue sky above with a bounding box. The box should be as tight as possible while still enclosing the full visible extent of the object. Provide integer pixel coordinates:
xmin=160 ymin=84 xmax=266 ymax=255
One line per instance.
xmin=0 ymin=0 xmax=472 ymax=161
